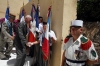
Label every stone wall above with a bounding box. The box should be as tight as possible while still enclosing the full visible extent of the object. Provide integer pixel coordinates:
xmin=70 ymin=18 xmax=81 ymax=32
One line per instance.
xmin=0 ymin=0 xmax=28 ymax=19
xmin=83 ymin=22 xmax=100 ymax=66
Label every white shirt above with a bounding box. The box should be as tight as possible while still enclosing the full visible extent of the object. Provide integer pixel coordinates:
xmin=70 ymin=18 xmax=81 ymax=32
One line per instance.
xmin=63 ymin=35 xmax=98 ymax=66
xmin=39 ymin=23 xmax=43 ymax=33
xmin=39 ymin=30 xmax=57 ymax=46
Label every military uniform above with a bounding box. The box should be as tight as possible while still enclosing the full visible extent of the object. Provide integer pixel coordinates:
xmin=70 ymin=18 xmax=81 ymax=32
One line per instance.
xmin=0 ymin=14 xmax=15 ymax=59
xmin=0 ymin=22 xmax=13 ymax=58
xmin=63 ymin=35 xmax=98 ymax=66
xmin=63 ymin=20 xmax=98 ymax=66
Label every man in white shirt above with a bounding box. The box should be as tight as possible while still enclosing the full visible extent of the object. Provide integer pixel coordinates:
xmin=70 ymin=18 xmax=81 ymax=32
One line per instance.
xmin=38 ymin=16 xmax=43 ymax=34
xmin=61 ymin=20 xmax=98 ymax=66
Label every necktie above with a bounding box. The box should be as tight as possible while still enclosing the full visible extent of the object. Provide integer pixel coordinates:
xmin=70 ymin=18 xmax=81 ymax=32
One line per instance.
xmin=9 ymin=23 xmax=13 ymax=36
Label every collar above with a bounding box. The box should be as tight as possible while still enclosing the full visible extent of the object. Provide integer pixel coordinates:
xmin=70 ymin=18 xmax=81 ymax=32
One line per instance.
xmin=39 ymin=23 xmax=43 ymax=25
xmin=8 ymin=20 xmax=11 ymax=23
xmin=73 ymin=34 xmax=83 ymax=44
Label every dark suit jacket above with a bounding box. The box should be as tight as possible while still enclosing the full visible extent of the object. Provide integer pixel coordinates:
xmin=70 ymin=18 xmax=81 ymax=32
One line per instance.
xmin=14 ymin=22 xmax=27 ymax=51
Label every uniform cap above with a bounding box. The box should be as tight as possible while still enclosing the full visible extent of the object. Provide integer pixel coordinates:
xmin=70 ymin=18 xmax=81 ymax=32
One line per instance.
xmin=71 ymin=20 xmax=83 ymax=27
xmin=9 ymin=13 xmax=16 ymax=20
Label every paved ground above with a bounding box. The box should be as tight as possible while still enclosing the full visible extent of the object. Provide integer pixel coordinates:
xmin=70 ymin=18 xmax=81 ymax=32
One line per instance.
xmin=0 ymin=48 xmax=33 ymax=66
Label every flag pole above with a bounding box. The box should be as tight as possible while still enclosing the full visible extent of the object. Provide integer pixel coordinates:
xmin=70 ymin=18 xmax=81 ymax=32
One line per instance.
xmin=38 ymin=0 xmax=39 ymax=4
xmin=7 ymin=0 xmax=8 ymax=6
xmin=48 ymin=5 xmax=52 ymax=66
xmin=23 ymin=0 xmax=24 ymax=8
xmin=50 ymin=0 xmax=52 ymax=6
xmin=7 ymin=0 xmax=9 ymax=7
xmin=22 ymin=0 xmax=25 ymax=16
xmin=33 ymin=0 xmax=34 ymax=4
xmin=37 ymin=0 xmax=40 ymax=16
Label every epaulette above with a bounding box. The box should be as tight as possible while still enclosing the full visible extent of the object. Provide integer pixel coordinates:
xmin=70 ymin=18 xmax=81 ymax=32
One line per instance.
xmin=80 ymin=36 xmax=92 ymax=50
xmin=64 ymin=35 xmax=72 ymax=44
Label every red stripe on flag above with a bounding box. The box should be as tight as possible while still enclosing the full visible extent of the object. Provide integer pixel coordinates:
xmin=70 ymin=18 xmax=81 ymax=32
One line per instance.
xmin=28 ymin=31 xmax=35 ymax=42
xmin=42 ymin=37 xmax=49 ymax=61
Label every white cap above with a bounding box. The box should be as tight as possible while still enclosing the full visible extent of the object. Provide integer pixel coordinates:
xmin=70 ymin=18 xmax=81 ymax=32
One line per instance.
xmin=71 ymin=20 xmax=83 ymax=27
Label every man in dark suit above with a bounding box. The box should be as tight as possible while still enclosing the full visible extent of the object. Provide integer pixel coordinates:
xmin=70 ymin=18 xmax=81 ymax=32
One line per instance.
xmin=14 ymin=15 xmax=32 ymax=66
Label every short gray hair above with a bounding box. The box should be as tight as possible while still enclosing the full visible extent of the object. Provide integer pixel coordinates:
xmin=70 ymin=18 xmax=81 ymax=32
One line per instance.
xmin=25 ymin=15 xmax=32 ymax=19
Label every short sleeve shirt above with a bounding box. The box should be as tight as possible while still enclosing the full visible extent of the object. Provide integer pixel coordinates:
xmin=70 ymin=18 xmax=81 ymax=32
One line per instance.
xmin=63 ymin=35 xmax=98 ymax=66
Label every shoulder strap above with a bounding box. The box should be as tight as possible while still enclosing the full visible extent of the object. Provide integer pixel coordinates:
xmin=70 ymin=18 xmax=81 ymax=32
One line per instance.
xmin=64 ymin=34 xmax=72 ymax=44
xmin=80 ymin=36 xmax=92 ymax=50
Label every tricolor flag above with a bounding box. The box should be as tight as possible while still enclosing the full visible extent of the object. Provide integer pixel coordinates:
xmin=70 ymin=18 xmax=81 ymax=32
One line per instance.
xmin=31 ymin=4 xmax=36 ymax=21
xmin=28 ymin=4 xmax=36 ymax=42
xmin=20 ymin=8 xmax=25 ymax=22
xmin=35 ymin=4 xmax=39 ymax=32
xmin=5 ymin=7 xmax=10 ymax=22
xmin=42 ymin=6 xmax=52 ymax=61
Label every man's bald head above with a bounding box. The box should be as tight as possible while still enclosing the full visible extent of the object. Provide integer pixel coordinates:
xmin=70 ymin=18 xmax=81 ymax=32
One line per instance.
xmin=25 ymin=15 xmax=32 ymax=23
xmin=25 ymin=15 xmax=32 ymax=19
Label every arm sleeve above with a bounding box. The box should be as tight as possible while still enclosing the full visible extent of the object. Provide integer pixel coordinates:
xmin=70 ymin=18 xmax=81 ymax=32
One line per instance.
xmin=38 ymin=24 xmax=43 ymax=32
xmin=49 ymin=30 xmax=57 ymax=40
xmin=84 ymin=42 xmax=98 ymax=61
xmin=18 ymin=23 xmax=27 ymax=45
xmin=2 ymin=22 xmax=12 ymax=38
xmin=63 ymin=44 xmax=67 ymax=50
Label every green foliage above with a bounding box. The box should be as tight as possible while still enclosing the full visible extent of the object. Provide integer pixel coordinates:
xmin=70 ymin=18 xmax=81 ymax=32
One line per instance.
xmin=77 ymin=0 xmax=100 ymax=22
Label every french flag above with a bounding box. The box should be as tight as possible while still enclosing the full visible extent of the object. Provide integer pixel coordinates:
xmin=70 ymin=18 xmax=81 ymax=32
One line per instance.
xmin=28 ymin=4 xmax=36 ymax=42
xmin=35 ymin=4 xmax=39 ymax=32
xmin=20 ymin=8 xmax=25 ymax=22
xmin=5 ymin=6 xmax=10 ymax=22
xmin=42 ymin=6 xmax=52 ymax=61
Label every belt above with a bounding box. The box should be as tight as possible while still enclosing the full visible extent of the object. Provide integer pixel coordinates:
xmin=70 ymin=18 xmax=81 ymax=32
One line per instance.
xmin=66 ymin=58 xmax=86 ymax=63
xmin=66 ymin=63 xmax=87 ymax=66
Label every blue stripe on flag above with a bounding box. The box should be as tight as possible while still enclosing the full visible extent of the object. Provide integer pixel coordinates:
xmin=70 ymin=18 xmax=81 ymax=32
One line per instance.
xmin=35 ymin=5 xmax=39 ymax=28
xmin=47 ymin=10 xmax=51 ymax=31
xmin=5 ymin=7 xmax=9 ymax=20
xmin=31 ymin=5 xmax=36 ymax=22
xmin=20 ymin=8 xmax=24 ymax=19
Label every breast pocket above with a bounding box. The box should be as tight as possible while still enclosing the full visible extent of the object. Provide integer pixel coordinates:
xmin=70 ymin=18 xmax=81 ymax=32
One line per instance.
xmin=75 ymin=49 xmax=87 ymax=60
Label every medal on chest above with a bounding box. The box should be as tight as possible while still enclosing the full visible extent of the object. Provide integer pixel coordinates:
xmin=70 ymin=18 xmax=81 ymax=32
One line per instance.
xmin=74 ymin=47 xmax=84 ymax=60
